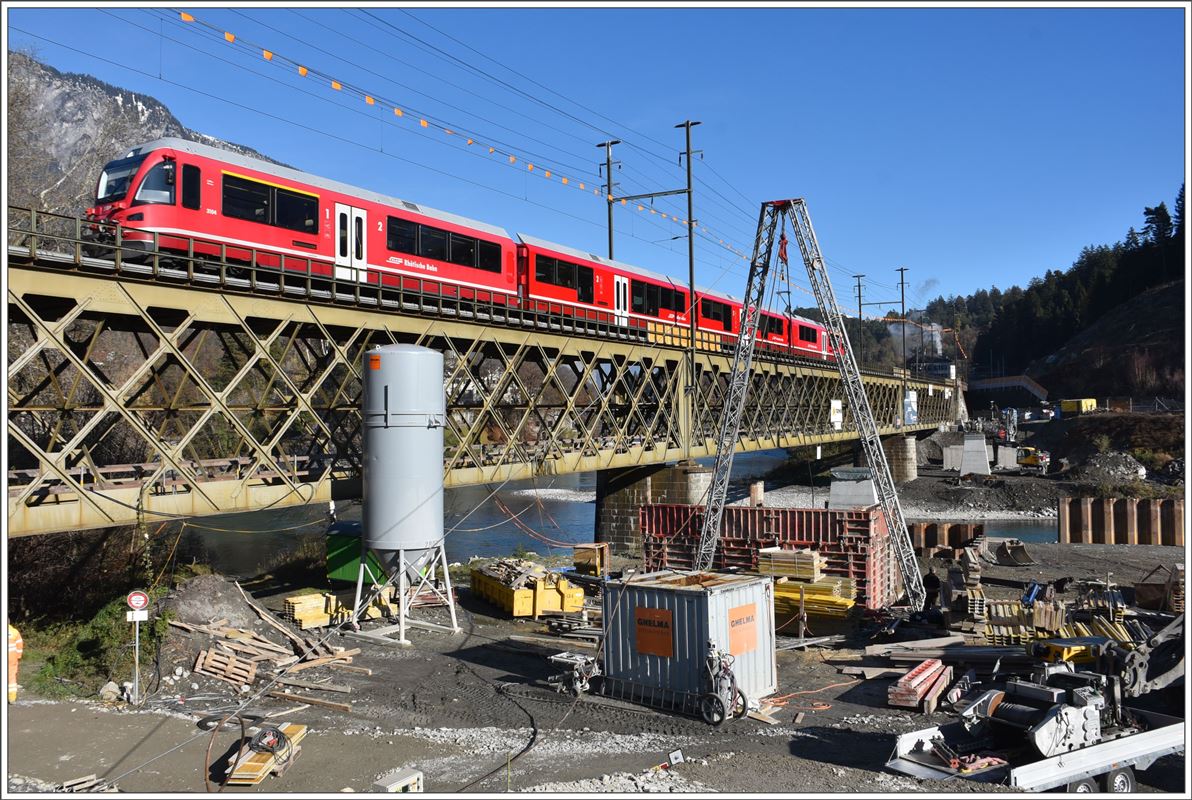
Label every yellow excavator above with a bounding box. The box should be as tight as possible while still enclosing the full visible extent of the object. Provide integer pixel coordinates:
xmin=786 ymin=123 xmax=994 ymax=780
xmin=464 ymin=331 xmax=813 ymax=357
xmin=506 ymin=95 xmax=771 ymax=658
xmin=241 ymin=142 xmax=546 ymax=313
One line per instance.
xmin=1016 ymin=446 xmax=1050 ymax=475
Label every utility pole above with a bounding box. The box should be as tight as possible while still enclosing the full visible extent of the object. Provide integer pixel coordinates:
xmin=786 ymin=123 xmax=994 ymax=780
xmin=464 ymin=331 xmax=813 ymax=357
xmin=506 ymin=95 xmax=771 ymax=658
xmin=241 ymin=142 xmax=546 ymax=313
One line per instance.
xmin=596 ymin=140 xmax=621 ymax=259
xmin=896 ymin=266 xmax=909 ymax=424
xmin=853 ymin=274 xmax=864 ymax=367
xmin=676 ymin=120 xmax=701 ymax=459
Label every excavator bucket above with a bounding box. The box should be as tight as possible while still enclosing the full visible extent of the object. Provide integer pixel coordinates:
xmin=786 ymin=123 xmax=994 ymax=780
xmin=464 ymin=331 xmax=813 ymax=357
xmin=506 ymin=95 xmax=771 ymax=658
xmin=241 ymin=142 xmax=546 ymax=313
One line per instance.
xmin=994 ymin=539 xmax=1036 ymax=566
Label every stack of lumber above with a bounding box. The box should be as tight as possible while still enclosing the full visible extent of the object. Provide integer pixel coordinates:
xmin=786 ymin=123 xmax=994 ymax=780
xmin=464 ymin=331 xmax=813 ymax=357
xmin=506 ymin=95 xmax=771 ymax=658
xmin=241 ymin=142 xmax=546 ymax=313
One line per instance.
xmin=168 ymin=621 xmax=300 ymax=668
xmin=1083 ymin=587 xmax=1126 ymax=622
xmin=282 ymin=587 xmax=396 ymax=630
xmin=773 ymin=581 xmax=855 ymax=618
xmin=225 ymin=723 xmax=307 ymax=785
xmin=473 ymin=558 xmax=550 ymax=589
xmin=758 ymin=547 xmax=823 ymax=582
xmin=887 ymin=658 xmax=953 ymax=713
xmin=966 ymin=587 xmax=987 ymax=621
xmin=1031 ymin=599 xmax=1067 ymax=633
xmin=984 ymin=600 xmax=1034 ymax=645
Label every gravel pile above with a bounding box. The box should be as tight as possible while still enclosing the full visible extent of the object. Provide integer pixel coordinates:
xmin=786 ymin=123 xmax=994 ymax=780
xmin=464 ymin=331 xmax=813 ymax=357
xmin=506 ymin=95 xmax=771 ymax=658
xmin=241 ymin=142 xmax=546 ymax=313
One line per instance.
xmin=401 ymin=725 xmax=697 ymax=759
xmin=7 ymin=775 xmax=59 ymax=793
xmin=524 ymin=767 xmax=711 ymax=793
xmin=1070 ymin=451 xmax=1148 ymax=483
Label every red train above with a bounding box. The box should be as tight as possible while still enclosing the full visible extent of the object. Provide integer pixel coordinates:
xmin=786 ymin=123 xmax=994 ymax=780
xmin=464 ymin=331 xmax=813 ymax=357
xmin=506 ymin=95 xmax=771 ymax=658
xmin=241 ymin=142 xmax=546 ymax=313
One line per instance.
xmin=84 ymin=137 xmax=836 ymax=360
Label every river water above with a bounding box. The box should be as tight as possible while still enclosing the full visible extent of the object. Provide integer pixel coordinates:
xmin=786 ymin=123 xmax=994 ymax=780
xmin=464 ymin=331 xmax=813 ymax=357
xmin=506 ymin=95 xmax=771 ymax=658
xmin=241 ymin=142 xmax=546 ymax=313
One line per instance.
xmin=172 ymin=450 xmax=1057 ymax=578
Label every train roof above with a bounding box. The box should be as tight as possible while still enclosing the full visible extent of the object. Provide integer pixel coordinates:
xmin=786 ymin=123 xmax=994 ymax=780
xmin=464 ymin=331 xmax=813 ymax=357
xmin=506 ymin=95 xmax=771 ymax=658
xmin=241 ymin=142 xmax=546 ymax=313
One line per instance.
xmin=121 ymin=138 xmax=512 ymax=240
xmin=517 ymin=232 xmax=740 ymax=302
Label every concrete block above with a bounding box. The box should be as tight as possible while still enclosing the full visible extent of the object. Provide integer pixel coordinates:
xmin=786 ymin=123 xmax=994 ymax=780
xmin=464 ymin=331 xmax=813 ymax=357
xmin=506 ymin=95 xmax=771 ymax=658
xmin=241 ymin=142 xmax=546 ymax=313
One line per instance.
xmin=829 ymin=476 xmax=878 ymax=509
xmin=943 ymin=445 xmax=964 ymax=472
xmin=959 ymin=435 xmax=990 ymax=476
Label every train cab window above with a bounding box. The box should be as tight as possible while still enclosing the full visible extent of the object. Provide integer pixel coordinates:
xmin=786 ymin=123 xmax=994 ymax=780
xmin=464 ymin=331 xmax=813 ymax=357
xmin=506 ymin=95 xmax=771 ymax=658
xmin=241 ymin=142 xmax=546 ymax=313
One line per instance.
xmin=419 ymin=227 xmax=447 ymax=261
xmin=275 ymin=188 xmax=318 ymax=234
xmin=181 ymin=164 xmax=201 ymax=210
xmin=448 ymin=233 xmax=476 ymax=267
xmin=577 ymin=265 xmax=594 ymax=303
xmin=798 ymin=325 xmax=819 ymax=344
xmin=386 ymin=216 xmax=417 ymax=254
xmin=133 ymin=161 xmax=176 ymax=206
xmin=535 ymin=255 xmax=556 ymax=283
xmin=223 ymin=174 xmax=271 ymax=224
xmin=477 ymin=240 xmax=502 ymax=272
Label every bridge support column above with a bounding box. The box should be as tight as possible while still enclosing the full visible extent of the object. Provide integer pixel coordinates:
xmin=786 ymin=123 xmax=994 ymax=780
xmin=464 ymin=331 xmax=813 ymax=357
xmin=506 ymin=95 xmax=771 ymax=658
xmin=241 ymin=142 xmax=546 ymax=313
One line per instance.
xmin=595 ymin=461 xmax=711 ymax=557
xmin=857 ymin=436 xmax=919 ymax=483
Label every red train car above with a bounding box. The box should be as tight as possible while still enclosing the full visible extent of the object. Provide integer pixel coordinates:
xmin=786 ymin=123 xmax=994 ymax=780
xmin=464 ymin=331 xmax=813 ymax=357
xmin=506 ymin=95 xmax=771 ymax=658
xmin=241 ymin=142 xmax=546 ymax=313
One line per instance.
xmin=85 ymin=138 xmax=518 ymax=303
xmin=84 ymin=137 xmax=838 ymax=362
xmin=519 ymin=233 xmax=690 ymax=330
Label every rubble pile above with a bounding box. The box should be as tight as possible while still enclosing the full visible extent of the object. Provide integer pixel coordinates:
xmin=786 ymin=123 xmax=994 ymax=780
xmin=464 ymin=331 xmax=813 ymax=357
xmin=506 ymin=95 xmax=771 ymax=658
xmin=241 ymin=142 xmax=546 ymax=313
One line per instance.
xmin=1070 ymin=451 xmax=1148 ymax=483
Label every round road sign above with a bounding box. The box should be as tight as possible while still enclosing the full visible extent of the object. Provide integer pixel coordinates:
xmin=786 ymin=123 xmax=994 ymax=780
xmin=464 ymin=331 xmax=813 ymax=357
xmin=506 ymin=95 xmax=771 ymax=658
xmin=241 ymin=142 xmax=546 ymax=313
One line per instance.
xmin=127 ymin=591 xmax=149 ymax=611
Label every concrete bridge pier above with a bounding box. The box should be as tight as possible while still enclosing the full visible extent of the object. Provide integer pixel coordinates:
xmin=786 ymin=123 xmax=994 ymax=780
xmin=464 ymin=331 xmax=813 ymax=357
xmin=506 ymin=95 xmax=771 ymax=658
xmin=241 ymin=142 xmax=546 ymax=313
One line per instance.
xmin=856 ymin=435 xmax=919 ymax=483
xmin=595 ymin=461 xmax=711 ymax=556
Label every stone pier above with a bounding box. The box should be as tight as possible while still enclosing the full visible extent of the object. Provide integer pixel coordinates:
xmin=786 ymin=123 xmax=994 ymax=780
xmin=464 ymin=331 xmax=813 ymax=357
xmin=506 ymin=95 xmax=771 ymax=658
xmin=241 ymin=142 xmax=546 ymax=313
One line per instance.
xmin=595 ymin=461 xmax=712 ymax=556
xmin=858 ymin=436 xmax=919 ymax=483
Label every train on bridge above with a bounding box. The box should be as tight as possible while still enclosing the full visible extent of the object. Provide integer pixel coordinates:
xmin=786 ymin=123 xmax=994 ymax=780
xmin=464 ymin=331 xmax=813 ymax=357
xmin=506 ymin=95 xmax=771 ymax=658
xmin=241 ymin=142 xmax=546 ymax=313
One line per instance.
xmin=84 ymin=137 xmax=839 ymax=361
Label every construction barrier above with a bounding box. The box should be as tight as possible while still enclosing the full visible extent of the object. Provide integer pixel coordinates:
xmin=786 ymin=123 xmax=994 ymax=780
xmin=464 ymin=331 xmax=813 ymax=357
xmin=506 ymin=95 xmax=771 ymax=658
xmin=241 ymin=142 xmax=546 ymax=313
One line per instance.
xmin=639 ymin=504 xmax=902 ymax=610
xmin=1056 ymin=497 xmax=1184 ymax=546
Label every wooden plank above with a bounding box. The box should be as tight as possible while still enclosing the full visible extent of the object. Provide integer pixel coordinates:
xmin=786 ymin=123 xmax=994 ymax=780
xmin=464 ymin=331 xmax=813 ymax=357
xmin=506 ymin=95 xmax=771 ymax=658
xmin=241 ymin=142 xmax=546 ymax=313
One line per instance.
xmin=284 ymin=649 xmax=361 ymax=673
xmin=840 ymin=666 xmax=904 ymax=680
xmin=272 ymin=676 xmax=352 ymax=694
xmin=234 ymin=581 xmax=306 ymax=649
xmin=268 ymin=690 xmax=352 ymax=712
xmin=327 ymin=662 xmax=373 ymax=676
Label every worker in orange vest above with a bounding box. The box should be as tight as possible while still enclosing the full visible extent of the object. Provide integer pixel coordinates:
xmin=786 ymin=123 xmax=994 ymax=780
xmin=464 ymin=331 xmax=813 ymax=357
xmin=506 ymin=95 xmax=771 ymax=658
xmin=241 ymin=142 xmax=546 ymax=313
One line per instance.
xmin=8 ymin=622 xmax=24 ymax=702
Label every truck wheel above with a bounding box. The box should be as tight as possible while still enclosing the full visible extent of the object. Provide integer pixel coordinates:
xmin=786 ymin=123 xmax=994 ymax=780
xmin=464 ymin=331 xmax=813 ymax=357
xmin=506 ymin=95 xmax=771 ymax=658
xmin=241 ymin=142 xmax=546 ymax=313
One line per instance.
xmin=1100 ymin=767 xmax=1136 ymax=793
xmin=1066 ymin=777 xmax=1099 ymax=792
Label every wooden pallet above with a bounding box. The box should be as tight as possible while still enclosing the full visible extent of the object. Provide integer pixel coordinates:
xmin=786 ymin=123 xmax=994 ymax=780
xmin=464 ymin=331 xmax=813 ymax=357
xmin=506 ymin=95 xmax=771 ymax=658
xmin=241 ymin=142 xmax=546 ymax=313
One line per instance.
xmin=225 ymin=723 xmax=308 ymax=785
xmin=194 ymin=648 xmax=257 ymax=687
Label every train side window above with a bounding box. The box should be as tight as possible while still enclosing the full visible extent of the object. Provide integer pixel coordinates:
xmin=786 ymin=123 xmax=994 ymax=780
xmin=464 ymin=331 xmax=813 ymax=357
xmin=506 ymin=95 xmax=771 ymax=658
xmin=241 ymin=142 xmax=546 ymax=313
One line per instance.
xmin=133 ymin=161 xmax=176 ymax=206
xmin=418 ymin=226 xmax=448 ymax=261
xmin=798 ymin=325 xmax=818 ymax=344
xmin=701 ymin=298 xmax=731 ymax=332
xmin=448 ymin=233 xmax=476 ymax=267
xmin=577 ymin=265 xmax=594 ymax=303
xmin=645 ymin=284 xmax=660 ymax=316
xmin=275 ymin=188 xmax=318 ymax=234
xmin=477 ymin=240 xmax=502 ymax=272
xmin=223 ymin=174 xmax=270 ymax=224
xmin=631 ymin=280 xmax=646 ymax=313
xmin=535 ymin=255 xmax=556 ymax=283
xmin=386 ymin=216 xmax=417 ymax=254
xmin=181 ymin=164 xmax=201 ymax=210
xmin=556 ymin=260 xmax=577 ymax=289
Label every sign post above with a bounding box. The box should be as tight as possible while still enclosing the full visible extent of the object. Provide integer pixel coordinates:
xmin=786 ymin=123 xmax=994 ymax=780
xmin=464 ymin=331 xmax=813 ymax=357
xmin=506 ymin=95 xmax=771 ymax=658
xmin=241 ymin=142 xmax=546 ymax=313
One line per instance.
xmin=126 ymin=591 xmax=149 ymax=704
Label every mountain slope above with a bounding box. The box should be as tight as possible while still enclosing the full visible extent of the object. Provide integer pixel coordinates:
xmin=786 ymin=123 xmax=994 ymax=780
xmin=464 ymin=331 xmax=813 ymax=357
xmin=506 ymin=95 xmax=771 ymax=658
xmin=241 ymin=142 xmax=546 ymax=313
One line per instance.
xmin=1026 ymin=280 xmax=1184 ymax=397
xmin=6 ymin=51 xmax=285 ymax=216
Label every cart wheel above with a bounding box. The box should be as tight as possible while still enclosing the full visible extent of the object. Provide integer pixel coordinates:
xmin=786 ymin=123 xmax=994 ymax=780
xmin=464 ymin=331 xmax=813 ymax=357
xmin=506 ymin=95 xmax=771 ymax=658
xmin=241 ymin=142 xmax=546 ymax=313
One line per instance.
xmin=1100 ymin=767 xmax=1135 ymax=793
xmin=1066 ymin=777 xmax=1099 ymax=793
xmin=731 ymin=687 xmax=747 ymax=719
xmin=699 ymin=693 xmax=727 ymax=726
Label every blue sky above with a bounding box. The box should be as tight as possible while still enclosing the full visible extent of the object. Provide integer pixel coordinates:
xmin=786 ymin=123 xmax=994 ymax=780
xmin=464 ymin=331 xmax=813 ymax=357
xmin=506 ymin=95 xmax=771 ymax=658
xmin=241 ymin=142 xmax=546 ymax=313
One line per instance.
xmin=7 ymin=4 xmax=1186 ymax=313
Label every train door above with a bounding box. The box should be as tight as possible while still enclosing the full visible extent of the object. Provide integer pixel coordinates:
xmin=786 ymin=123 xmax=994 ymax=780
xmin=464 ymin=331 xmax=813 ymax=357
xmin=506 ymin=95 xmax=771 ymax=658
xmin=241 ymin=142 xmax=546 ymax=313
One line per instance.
xmin=334 ymin=203 xmax=367 ymax=281
xmin=613 ymin=274 xmax=629 ymax=325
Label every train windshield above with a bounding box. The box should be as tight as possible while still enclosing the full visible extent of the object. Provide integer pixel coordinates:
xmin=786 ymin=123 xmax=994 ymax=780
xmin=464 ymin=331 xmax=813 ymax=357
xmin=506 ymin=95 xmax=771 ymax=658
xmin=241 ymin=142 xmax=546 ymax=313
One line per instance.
xmin=95 ymin=154 xmax=147 ymax=204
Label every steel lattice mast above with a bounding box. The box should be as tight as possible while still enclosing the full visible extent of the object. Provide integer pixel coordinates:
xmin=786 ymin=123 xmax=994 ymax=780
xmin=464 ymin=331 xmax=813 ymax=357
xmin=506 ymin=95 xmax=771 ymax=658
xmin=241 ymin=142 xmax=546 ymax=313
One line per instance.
xmin=693 ymin=202 xmax=782 ymax=571
xmin=784 ymin=199 xmax=925 ymax=611
xmin=692 ymin=198 xmax=925 ymax=611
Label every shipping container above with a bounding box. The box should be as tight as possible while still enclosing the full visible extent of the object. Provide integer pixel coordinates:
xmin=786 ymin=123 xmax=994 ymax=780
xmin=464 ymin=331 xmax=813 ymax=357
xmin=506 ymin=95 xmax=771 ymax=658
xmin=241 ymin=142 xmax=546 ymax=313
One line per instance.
xmin=640 ymin=504 xmax=903 ymax=610
xmin=601 ymin=570 xmax=776 ymax=710
xmin=1059 ymin=398 xmax=1097 ymax=415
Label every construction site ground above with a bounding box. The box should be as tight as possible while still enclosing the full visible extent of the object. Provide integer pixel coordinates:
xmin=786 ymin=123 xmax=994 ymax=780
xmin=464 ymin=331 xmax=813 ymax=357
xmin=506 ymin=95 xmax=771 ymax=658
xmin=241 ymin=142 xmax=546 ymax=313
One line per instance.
xmin=6 ymin=543 xmax=1185 ymax=794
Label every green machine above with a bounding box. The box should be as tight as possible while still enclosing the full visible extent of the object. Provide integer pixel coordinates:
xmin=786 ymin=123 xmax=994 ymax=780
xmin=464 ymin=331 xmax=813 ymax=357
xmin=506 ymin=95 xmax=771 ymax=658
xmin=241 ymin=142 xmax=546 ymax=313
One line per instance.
xmin=326 ymin=521 xmax=386 ymax=584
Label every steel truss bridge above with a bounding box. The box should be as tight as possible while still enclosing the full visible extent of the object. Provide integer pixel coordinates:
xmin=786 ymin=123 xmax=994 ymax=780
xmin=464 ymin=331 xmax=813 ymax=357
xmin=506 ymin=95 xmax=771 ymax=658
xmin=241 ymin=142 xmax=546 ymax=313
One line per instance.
xmin=6 ymin=208 xmax=960 ymax=536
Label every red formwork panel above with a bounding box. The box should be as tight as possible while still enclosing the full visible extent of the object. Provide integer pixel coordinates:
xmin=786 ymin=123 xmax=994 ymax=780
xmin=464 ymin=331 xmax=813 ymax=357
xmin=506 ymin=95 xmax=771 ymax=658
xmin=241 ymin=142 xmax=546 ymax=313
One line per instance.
xmin=639 ymin=504 xmax=903 ymax=610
